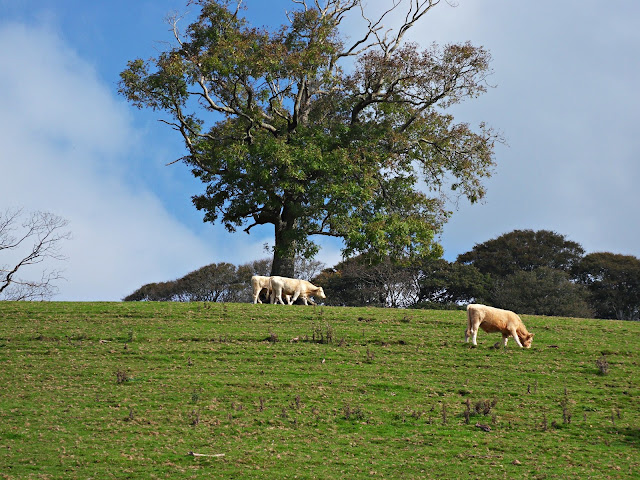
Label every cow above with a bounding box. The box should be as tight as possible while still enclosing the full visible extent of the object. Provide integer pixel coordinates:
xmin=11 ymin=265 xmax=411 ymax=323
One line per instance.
xmin=269 ymin=276 xmax=326 ymax=305
xmin=251 ymin=275 xmax=272 ymax=304
xmin=465 ymin=304 xmax=534 ymax=348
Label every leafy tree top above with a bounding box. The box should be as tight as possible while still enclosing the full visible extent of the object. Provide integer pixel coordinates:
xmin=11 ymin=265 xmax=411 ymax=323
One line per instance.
xmin=573 ymin=252 xmax=640 ymax=320
xmin=457 ymin=229 xmax=585 ymax=278
xmin=120 ymin=0 xmax=501 ymax=276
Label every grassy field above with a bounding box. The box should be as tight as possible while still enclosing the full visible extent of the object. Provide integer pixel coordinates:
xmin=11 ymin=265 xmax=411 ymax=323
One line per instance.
xmin=0 ymin=301 xmax=638 ymax=479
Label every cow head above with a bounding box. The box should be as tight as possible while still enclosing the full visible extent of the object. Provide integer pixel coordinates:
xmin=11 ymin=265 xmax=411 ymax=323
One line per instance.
xmin=316 ymin=287 xmax=326 ymax=299
xmin=521 ymin=332 xmax=534 ymax=348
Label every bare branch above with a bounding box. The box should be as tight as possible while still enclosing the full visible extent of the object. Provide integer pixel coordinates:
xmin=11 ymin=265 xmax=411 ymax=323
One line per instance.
xmin=1 ymin=209 xmax=71 ymax=301
xmin=233 ymin=0 xmax=243 ymax=18
xmin=194 ymin=76 xmax=237 ymax=116
xmin=334 ymin=0 xmax=442 ymax=63
xmin=168 ymin=13 xmax=186 ymax=48
xmin=390 ymin=0 xmax=442 ymax=55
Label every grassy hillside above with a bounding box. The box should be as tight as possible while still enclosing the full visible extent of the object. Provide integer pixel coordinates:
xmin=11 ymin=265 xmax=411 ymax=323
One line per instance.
xmin=1 ymin=301 xmax=638 ymax=479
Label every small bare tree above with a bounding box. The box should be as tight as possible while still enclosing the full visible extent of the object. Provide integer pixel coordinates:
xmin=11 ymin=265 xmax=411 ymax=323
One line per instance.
xmin=0 ymin=209 xmax=71 ymax=301
xmin=294 ymin=257 xmax=326 ymax=282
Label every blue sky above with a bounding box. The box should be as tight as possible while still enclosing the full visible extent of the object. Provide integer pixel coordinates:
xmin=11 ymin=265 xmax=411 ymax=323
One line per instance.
xmin=2 ymin=0 xmax=639 ymax=300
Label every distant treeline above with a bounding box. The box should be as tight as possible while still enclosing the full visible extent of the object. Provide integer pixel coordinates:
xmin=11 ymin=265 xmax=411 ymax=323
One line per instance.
xmin=124 ymin=229 xmax=640 ymax=321
xmin=123 ymin=257 xmax=325 ymax=304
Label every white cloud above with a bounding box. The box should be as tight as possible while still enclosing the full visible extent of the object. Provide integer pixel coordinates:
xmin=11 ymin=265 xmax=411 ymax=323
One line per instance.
xmin=0 ymin=22 xmax=217 ymax=300
xmin=360 ymin=0 xmax=640 ymax=260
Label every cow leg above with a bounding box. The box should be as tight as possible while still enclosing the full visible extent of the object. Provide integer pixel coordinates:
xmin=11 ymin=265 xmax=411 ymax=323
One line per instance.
xmin=510 ymin=328 xmax=523 ymax=348
xmin=290 ymin=290 xmax=301 ymax=305
xmin=278 ymin=295 xmax=286 ymax=305
xmin=272 ymin=287 xmax=285 ymax=305
xmin=467 ymin=311 xmax=481 ymax=346
xmin=471 ymin=324 xmax=479 ymax=346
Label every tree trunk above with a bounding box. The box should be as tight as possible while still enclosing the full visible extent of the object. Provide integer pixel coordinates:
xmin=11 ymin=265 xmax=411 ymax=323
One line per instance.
xmin=270 ymin=209 xmax=297 ymax=278
xmin=271 ymin=250 xmax=295 ymax=278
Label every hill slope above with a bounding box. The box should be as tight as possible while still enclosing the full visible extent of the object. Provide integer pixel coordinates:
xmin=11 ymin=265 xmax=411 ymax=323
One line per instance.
xmin=1 ymin=302 xmax=638 ymax=478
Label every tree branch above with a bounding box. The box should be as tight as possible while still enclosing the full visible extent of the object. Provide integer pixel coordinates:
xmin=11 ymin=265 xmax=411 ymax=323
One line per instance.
xmin=0 ymin=209 xmax=70 ymax=300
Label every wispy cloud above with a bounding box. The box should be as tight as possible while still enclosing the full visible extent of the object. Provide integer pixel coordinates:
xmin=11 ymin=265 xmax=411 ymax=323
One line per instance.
xmin=0 ymin=22 xmax=216 ymax=300
xmin=362 ymin=0 xmax=640 ymax=259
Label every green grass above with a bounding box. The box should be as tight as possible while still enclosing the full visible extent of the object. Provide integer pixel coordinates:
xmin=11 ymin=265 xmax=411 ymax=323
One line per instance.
xmin=0 ymin=301 xmax=638 ymax=479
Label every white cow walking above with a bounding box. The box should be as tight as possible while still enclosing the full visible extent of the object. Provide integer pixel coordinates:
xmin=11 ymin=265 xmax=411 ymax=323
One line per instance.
xmin=250 ymin=275 xmax=272 ymax=304
xmin=269 ymin=276 xmax=326 ymax=305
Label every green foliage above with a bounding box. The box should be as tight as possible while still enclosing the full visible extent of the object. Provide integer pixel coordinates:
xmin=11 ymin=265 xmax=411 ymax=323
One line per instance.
xmin=124 ymin=257 xmax=327 ymax=303
xmin=456 ymin=229 xmax=592 ymax=317
xmin=491 ymin=267 xmax=593 ymax=317
xmin=457 ymin=229 xmax=585 ymax=277
xmin=416 ymin=258 xmax=491 ymax=305
xmin=123 ymin=261 xmax=252 ymax=302
xmin=1 ymin=301 xmax=639 ymax=479
xmin=119 ymin=1 xmax=500 ymax=275
xmin=456 ymin=230 xmax=640 ymax=319
xmin=573 ymin=252 xmax=640 ymax=320
xmin=315 ymin=255 xmax=421 ymax=308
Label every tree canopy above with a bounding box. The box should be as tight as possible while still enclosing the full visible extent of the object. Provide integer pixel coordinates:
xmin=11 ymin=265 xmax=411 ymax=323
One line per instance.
xmin=119 ymin=0 xmax=500 ymax=276
xmin=457 ymin=229 xmax=584 ymax=278
xmin=573 ymin=252 xmax=640 ymax=321
xmin=315 ymin=255 xmax=419 ymax=308
xmin=123 ymin=262 xmax=250 ymax=302
xmin=415 ymin=258 xmax=491 ymax=307
xmin=123 ymin=256 xmax=325 ymax=302
xmin=454 ymin=229 xmax=590 ymax=317
xmin=491 ymin=267 xmax=593 ymax=318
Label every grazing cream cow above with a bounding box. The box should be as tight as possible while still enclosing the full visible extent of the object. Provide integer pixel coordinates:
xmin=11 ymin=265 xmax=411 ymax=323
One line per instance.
xmin=251 ymin=275 xmax=272 ymax=304
xmin=270 ymin=276 xmax=326 ymax=305
xmin=465 ymin=304 xmax=534 ymax=348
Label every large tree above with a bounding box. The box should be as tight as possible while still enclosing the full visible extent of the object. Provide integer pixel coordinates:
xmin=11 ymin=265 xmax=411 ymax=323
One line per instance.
xmin=415 ymin=258 xmax=491 ymax=307
xmin=120 ymin=0 xmax=499 ymax=277
xmin=491 ymin=267 xmax=593 ymax=318
xmin=457 ymin=229 xmax=585 ymax=278
xmin=315 ymin=255 xmax=419 ymax=307
xmin=455 ymin=229 xmax=591 ymax=317
xmin=573 ymin=252 xmax=640 ymax=321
